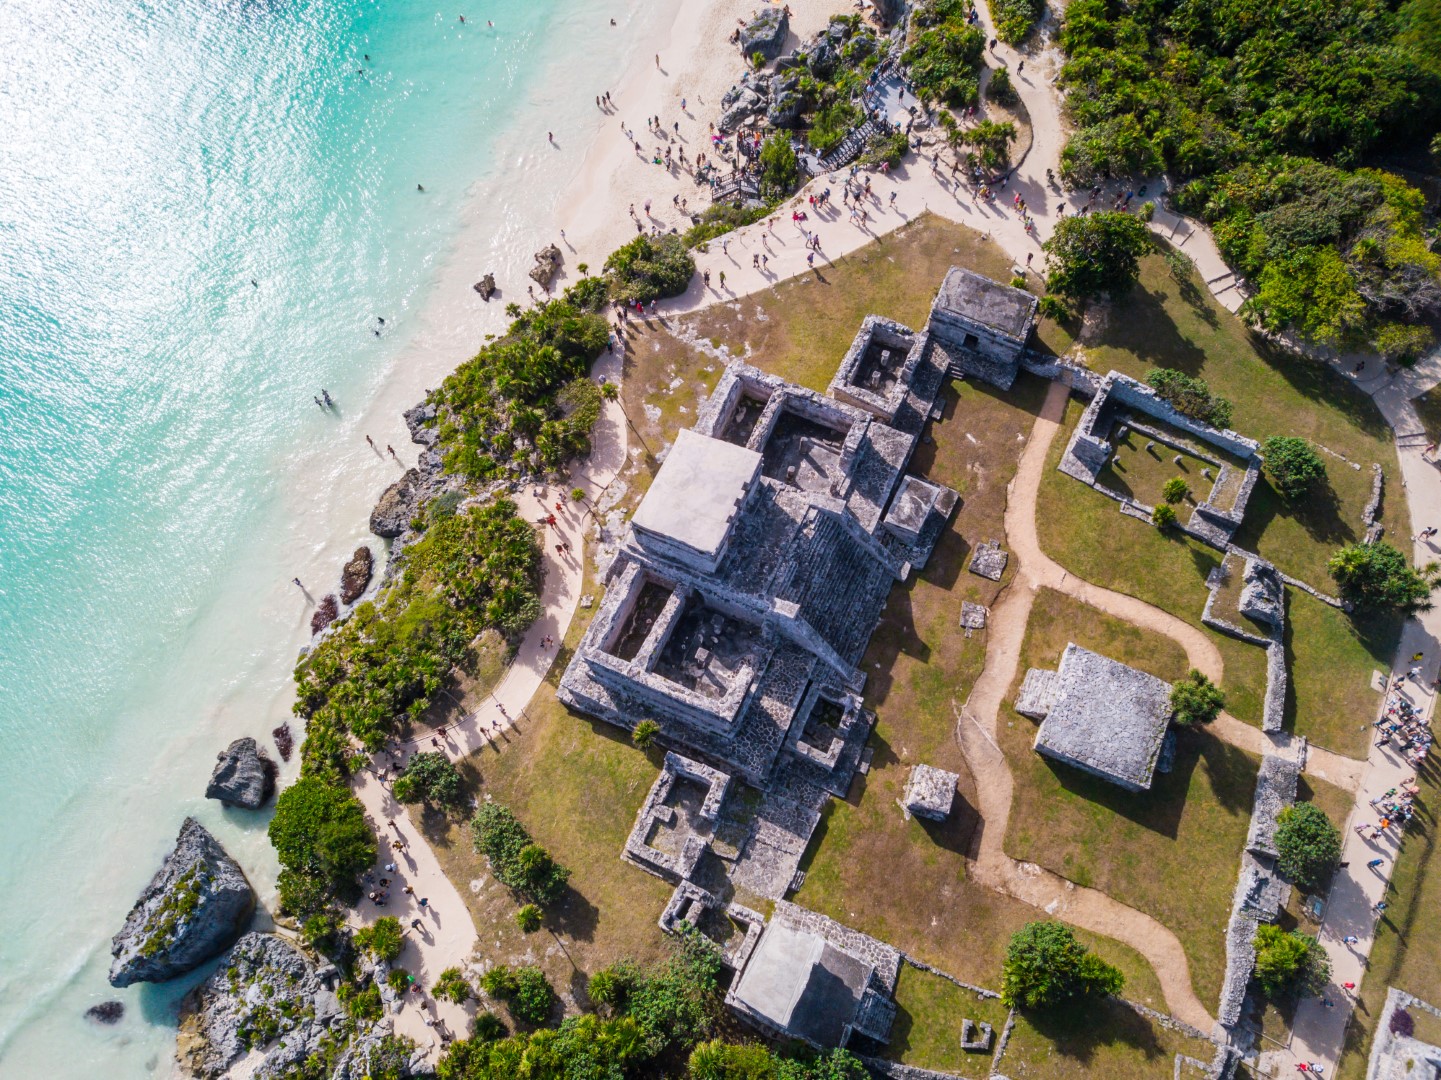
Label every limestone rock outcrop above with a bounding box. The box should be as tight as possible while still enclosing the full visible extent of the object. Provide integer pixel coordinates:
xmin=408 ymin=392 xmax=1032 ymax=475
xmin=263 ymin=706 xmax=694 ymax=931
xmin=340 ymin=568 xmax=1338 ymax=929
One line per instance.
xmin=739 ymin=6 xmax=789 ymax=61
xmin=177 ymin=933 xmax=402 ymax=1080
xmin=85 ymin=1001 xmax=124 ymax=1025
xmin=368 ymin=468 xmax=421 ymax=538
xmin=472 ymin=272 xmax=496 ymax=299
xmin=108 ymin=818 xmax=255 ymax=987
xmin=529 ymin=244 xmax=562 ymax=289
xmin=205 ymin=738 xmax=277 ymax=810
xmin=340 ymin=545 xmax=374 ymax=604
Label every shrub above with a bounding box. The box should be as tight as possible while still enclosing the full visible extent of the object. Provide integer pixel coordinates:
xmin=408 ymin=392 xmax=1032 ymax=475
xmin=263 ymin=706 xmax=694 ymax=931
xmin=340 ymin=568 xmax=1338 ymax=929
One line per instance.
xmin=1001 ymin=922 xmax=1124 ymax=1009
xmin=435 ymin=966 xmax=473 ymax=1004
xmin=1152 ymin=503 xmax=1177 ymax=529
xmin=515 ymin=904 xmax=543 ymax=933
xmin=1275 ymin=803 xmax=1342 ymax=890
xmin=300 ymin=911 xmax=348 ymax=958
xmin=955 ymin=119 xmax=1017 ymax=170
xmin=1043 ymin=212 xmax=1153 ymax=299
xmin=1037 ymin=294 xmax=1071 ymax=321
xmin=1163 ymin=248 xmax=1195 ymax=282
xmin=354 ymin=916 xmax=404 ymax=963
xmin=571 ymin=487 xmax=585 ymax=500
xmin=472 ymin=802 xmax=571 ymax=905
xmin=1254 ymin=924 xmax=1331 ymax=998
xmin=633 ymin=719 xmax=660 ymax=750
xmin=683 ymin=202 xmax=772 ymax=249
xmin=386 ymin=967 xmax=412 ymax=992
xmin=809 ymin=100 xmax=864 ymax=156
xmin=759 ymin=135 xmax=800 ymax=197
xmin=987 ymin=65 xmax=1015 ymax=103
xmin=340 ymin=981 xmax=383 ymax=1022
xmin=1145 ymin=369 xmax=1233 ymax=428
xmin=472 ymin=1011 xmax=508 ymax=1041
xmin=268 ymin=777 xmax=376 ymax=915
xmin=1328 ymin=542 xmax=1441 ymax=612
xmin=605 ymin=234 xmax=695 ymax=306
xmin=480 ymin=964 xmax=554 ymax=1026
xmin=1162 ymin=477 xmax=1189 ymax=504
xmin=365 ymin=1035 xmax=417 ymax=1080
xmin=902 ymin=6 xmax=985 ymax=106
xmin=392 ymin=751 xmax=465 ymax=811
xmin=990 ymin=0 xmax=1043 ymax=43
xmin=1170 ymin=669 xmax=1224 ymax=725
xmin=1010 ymin=274 xmax=1030 ymax=290
xmin=1261 ymin=437 xmax=1327 ymax=499
xmin=588 ymin=961 xmax=641 ymax=1012
xmin=857 ymin=129 xmax=910 ymax=168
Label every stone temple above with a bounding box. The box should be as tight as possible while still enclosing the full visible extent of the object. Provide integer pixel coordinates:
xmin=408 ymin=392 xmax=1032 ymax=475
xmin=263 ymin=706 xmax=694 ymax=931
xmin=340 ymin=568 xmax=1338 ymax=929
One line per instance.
xmin=1016 ymin=643 xmax=1175 ymax=792
xmin=559 ymin=279 xmax=975 ymax=1047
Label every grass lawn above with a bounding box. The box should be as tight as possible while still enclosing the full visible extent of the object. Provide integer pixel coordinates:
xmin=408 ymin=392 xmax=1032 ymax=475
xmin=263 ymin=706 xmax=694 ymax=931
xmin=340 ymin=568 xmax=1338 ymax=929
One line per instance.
xmin=996 ymin=997 xmax=1219 ymax=1079
xmin=883 ymin=965 xmax=1011 ymax=1076
xmin=1002 ymin=587 xmax=1258 ymax=1007
xmin=1336 ymin=760 xmax=1441 ymax=1080
xmin=1081 ymin=246 xmax=1408 ymax=592
xmin=1038 ymin=394 xmax=1395 ymax=749
xmin=1411 ymin=384 xmax=1441 ymax=446
xmin=1098 ymin=427 xmax=1216 ymax=510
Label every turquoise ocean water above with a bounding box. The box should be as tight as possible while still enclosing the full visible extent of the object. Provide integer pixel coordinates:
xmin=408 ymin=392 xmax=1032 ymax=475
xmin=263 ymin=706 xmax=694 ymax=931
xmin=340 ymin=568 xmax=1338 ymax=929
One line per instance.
xmin=0 ymin=0 xmax=658 ymax=1073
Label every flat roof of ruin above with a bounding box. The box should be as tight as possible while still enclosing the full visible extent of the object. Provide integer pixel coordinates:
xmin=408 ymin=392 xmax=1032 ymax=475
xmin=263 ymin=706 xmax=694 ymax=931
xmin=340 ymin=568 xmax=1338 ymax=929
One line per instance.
xmin=1035 ymin=643 xmax=1173 ymax=789
xmin=631 ymin=428 xmax=762 ymax=558
xmin=730 ymin=921 xmax=869 ymax=1045
xmin=933 ymin=266 xmax=1037 ymax=340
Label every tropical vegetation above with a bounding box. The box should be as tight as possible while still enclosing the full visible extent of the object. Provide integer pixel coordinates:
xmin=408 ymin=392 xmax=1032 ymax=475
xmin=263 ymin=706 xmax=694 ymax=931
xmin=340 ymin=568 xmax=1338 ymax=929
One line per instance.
xmin=1000 ymin=921 xmax=1125 ymax=1009
xmin=1261 ymin=436 xmax=1327 ymax=500
xmin=1145 ymin=368 xmax=1233 ymax=428
xmin=472 ymin=801 xmax=572 ymax=907
xmin=1169 ymin=669 xmax=1224 ymax=725
xmin=1274 ymin=803 xmax=1343 ymax=891
xmin=1328 ymin=541 xmax=1441 ymax=612
xmin=1253 ymin=924 xmax=1331 ymax=999
xmin=1042 ymin=212 xmax=1153 ymax=299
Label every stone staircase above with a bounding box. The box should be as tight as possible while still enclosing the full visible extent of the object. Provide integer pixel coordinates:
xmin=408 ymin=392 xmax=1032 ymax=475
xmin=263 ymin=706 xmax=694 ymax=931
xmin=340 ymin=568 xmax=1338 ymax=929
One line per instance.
xmin=814 ymin=118 xmax=882 ymax=175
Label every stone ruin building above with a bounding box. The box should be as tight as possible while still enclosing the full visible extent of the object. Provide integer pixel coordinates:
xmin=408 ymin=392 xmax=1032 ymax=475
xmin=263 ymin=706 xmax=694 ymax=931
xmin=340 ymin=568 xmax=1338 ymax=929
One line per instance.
xmin=925 ymin=267 xmax=1038 ymax=390
xmin=902 ymin=764 xmax=958 ymax=821
xmin=559 ymin=282 xmax=977 ymax=1047
xmin=1016 ymin=643 xmax=1176 ymax=793
xmin=1060 ymin=370 xmax=1262 ymax=547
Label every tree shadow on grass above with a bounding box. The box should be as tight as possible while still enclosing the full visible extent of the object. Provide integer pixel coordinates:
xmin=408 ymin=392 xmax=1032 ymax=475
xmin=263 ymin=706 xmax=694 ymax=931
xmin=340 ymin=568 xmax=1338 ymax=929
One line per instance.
xmin=1233 ymin=474 xmax=1353 ymax=557
xmin=1249 ymin=333 xmax=1393 ymax=442
xmin=1095 ymin=284 xmax=1208 ymax=374
xmin=549 ymin=882 xmax=600 ymax=945
xmin=1019 ymin=996 xmax=1167 ymax=1068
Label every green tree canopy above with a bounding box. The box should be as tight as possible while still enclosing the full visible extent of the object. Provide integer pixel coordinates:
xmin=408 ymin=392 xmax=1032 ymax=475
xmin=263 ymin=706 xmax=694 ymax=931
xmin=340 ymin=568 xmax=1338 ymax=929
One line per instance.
xmin=1145 ymin=369 xmax=1233 ymax=428
xmin=392 ymin=751 xmax=465 ymax=811
xmin=268 ymin=777 xmax=376 ymax=914
xmin=1000 ymin=921 xmax=1125 ymax=1009
xmin=471 ymin=802 xmax=571 ymax=906
xmin=955 ymin=120 xmax=1018 ymax=170
xmin=479 ymin=965 xmax=555 ymax=1027
xmin=1170 ymin=669 xmax=1225 ymax=725
xmin=758 ymin=135 xmax=801 ymax=197
xmin=1043 ymin=213 xmax=1153 ymax=300
xmin=1261 ymin=437 xmax=1327 ymax=499
xmin=354 ymin=916 xmax=404 ymax=963
xmin=1274 ymin=803 xmax=1342 ymax=891
xmin=1328 ymin=541 xmax=1441 ymax=612
xmin=1254 ymin=924 xmax=1331 ymax=999
xmin=605 ymin=234 xmax=696 ymax=305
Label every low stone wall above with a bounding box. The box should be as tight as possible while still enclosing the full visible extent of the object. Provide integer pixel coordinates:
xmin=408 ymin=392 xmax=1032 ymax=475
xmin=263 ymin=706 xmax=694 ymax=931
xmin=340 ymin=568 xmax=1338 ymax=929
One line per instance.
xmin=901 ymin=956 xmax=1002 ymax=999
xmin=1363 ymin=463 xmax=1385 ymax=543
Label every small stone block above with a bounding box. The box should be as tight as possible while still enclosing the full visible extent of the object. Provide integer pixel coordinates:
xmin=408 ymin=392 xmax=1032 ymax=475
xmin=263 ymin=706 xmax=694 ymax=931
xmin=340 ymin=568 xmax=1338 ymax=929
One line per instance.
xmin=959 ymin=602 xmax=988 ymax=630
xmin=968 ymin=540 xmax=1009 ymax=581
xmin=903 ymin=764 xmax=958 ymax=821
xmin=960 ymin=1018 xmax=994 ymax=1052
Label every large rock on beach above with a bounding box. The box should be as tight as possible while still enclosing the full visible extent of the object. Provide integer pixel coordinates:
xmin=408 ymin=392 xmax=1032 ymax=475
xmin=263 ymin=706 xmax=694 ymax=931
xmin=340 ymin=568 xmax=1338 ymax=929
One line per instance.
xmin=177 ymin=933 xmax=412 ymax=1080
xmin=767 ymin=90 xmax=807 ymax=128
xmin=340 ymin=545 xmax=374 ymax=604
xmin=108 ymin=818 xmax=255 ymax=988
xmin=85 ymin=1001 xmax=125 ymax=1025
xmin=529 ymin=243 xmax=562 ymax=289
xmin=369 ymin=468 xmax=421 ymax=538
xmin=740 ymin=6 xmax=789 ymax=61
xmin=205 ymin=737 xmax=276 ymax=810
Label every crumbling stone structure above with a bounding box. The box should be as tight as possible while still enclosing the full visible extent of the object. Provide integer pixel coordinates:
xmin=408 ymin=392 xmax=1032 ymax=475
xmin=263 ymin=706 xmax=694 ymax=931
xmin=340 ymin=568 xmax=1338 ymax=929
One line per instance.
xmin=1060 ymin=371 xmax=1262 ymax=547
xmin=1369 ymin=989 xmax=1441 ymax=1080
xmin=1018 ymin=644 xmax=1175 ymax=792
xmin=926 ymin=267 xmax=1037 ymax=390
xmin=902 ymin=765 xmax=957 ymax=821
xmin=560 ymin=291 xmax=975 ymax=1047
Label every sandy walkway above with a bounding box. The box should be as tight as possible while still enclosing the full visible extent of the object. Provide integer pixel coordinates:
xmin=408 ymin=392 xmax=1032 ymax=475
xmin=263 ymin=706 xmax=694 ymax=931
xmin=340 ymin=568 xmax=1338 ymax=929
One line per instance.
xmin=346 ymin=350 xmax=626 ymax=1057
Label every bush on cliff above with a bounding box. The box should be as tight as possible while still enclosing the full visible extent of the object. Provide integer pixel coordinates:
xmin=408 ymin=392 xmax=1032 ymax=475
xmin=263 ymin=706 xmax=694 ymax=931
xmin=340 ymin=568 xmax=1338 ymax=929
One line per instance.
xmin=269 ymin=776 xmax=376 ymax=915
xmin=294 ymin=499 xmax=542 ymax=779
xmin=605 ymin=234 xmax=696 ymax=305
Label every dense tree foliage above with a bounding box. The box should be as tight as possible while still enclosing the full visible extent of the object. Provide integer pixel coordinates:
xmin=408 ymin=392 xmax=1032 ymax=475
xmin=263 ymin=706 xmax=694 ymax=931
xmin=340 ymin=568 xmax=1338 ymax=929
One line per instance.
xmin=268 ymin=777 xmax=377 ymax=915
xmin=1261 ymin=437 xmax=1327 ymax=500
xmin=479 ymin=965 xmax=556 ymax=1026
xmin=605 ymin=235 xmax=696 ymax=306
xmin=688 ymin=1042 xmax=869 ymax=1080
xmin=903 ymin=0 xmax=986 ymax=106
xmin=1274 ymin=803 xmax=1343 ymax=891
xmin=1254 ymin=924 xmax=1331 ymax=998
xmin=1057 ymin=0 xmax=1441 ymax=352
xmin=955 ymin=120 xmax=1018 ymax=170
xmin=1145 ymin=368 xmax=1233 ymax=428
xmin=1169 ymin=669 xmax=1224 ymax=725
xmin=429 ymin=297 xmax=609 ymax=481
xmin=354 ymin=917 xmax=404 ymax=963
xmin=989 ymin=0 xmax=1044 ymax=43
xmin=392 ymin=750 xmax=465 ymax=811
xmin=1043 ymin=213 xmax=1153 ymax=299
xmin=472 ymin=802 xmax=572 ymax=906
xmin=1001 ymin=921 xmax=1125 ymax=1009
xmin=759 ymin=135 xmax=801 ymax=198
xmin=294 ymin=500 xmax=542 ymax=779
xmin=435 ymin=967 xmax=474 ymax=1005
xmin=1329 ymin=541 xmax=1441 ymax=612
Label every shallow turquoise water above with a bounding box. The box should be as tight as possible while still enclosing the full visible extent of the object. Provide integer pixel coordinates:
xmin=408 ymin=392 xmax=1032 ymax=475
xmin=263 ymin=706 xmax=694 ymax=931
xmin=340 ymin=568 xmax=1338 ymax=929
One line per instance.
xmin=0 ymin=0 xmax=646 ymax=1072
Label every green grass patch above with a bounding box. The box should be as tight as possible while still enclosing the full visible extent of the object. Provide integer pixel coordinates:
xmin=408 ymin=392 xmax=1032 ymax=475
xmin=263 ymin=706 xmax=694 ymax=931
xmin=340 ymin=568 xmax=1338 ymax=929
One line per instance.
xmin=1002 ymin=587 xmax=1259 ymax=1006
xmin=996 ymin=996 xmax=1218 ymax=1079
xmin=1284 ymin=587 xmax=1396 ymax=757
xmin=1099 ymin=427 xmax=1215 ymax=509
xmin=884 ymin=966 xmax=1011 ymax=1075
